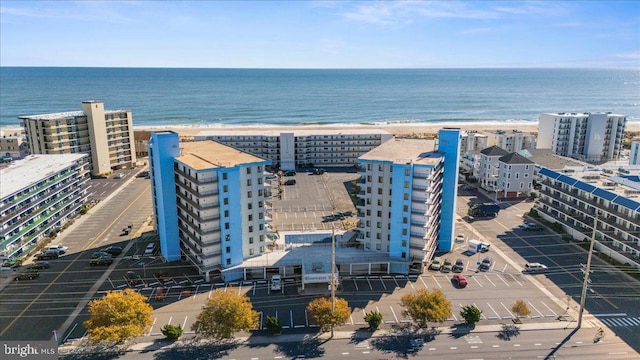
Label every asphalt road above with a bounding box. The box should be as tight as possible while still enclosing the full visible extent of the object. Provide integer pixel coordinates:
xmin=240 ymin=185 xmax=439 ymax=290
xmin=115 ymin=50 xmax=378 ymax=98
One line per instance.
xmin=81 ymin=327 xmax=637 ymax=360
xmin=0 ymin=176 xmax=153 ymax=341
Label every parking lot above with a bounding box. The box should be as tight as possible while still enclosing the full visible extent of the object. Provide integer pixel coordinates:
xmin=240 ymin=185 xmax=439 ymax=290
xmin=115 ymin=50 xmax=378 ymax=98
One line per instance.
xmin=269 ymin=169 xmax=359 ymax=232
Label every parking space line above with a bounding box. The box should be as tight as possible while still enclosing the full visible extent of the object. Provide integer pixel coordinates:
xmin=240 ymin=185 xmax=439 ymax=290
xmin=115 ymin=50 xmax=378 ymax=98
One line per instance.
xmin=496 ymin=274 xmax=510 ymax=287
xmin=471 ymin=276 xmax=483 ymax=287
xmin=304 ymin=310 xmax=309 ymax=327
xmin=350 ymin=314 xmax=354 ymax=325
xmin=167 ymin=316 xmax=173 ymax=326
xmin=502 ymin=264 xmax=508 ymax=273
xmin=367 ymin=277 xmax=373 ymax=290
xmin=390 ymin=306 xmax=399 ymax=323
xmin=486 ymin=302 xmax=500 ymax=319
xmin=353 ymin=278 xmax=359 ymax=291
xmin=528 ymin=301 xmax=544 ymax=319
xmin=473 ymin=303 xmax=487 ymax=320
xmin=540 ymin=301 xmax=558 ymax=317
xmin=508 ymin=274 xmax=523 ymax=287
xmin=500 ymin=302 xmax=513 ymax=319
xmin=420 ymin=276 xmax=429 ymax=289
xmin=393 ymin=277 xmax=400 ymax=288
xmin=208 ymin=287 xmax=213 ymax=298
xmin=355 ymin=309 xmax=366 ymax=325
xmin=259 ymin=312 xmax=264 ymax=330
xmin=432 ymin=276 xmax=442 ymax=288
xmin=380 ymin=278 xmax=387 ymax=290
xmin=483 ymin=275 xmax=496 ymax=287
xmin=147 ymin=317 xmax=157 ymax=336
xmin=290 ymin=310 xmax=294 ymax=329
xmin=182 ymin=316 xmax=188 ymax=330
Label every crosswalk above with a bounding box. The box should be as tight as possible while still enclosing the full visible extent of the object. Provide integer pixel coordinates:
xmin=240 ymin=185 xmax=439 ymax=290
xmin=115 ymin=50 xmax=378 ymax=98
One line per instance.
xmin=588 ymin=317 xmax=640 ymax=328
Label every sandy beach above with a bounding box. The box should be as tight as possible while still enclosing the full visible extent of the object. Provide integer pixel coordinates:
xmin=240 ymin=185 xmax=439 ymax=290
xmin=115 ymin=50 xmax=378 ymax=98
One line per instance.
xmin=135 ymin=121 xmax=640 ymax=138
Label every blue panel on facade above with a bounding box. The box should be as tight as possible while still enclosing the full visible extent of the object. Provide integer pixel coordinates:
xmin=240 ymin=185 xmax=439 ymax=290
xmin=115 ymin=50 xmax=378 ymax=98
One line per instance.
xmin=592 ymin=188 xmax=617 ymax=201
xmin=389 ymin=163 xmax=411 ymax=259
xmin=557 ymin=174 xmax=578 ymax=186
xmin=149 ymin=132 xmax=181 ymax=262
xmin=573 ymin=180 xmax=596 ymax=193
xmin=612 ymin=196 xmax=640 ymax=211
xmin=224 ymin=167 xmax=244 ymax=268
xmin=539 ymin=168 xmax=561 ymax=179
xmin=437 ymin=128 xmax=461 ymax=252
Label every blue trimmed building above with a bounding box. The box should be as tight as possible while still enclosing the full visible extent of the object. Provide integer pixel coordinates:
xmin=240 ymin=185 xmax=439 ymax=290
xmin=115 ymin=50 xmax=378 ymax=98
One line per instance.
xmin=149 ymin=131 xmax=271 ymax=281
xmin=356 ymin=129 xmax=461 ymax=272
xmin=536 ymin=166 xmax=640 ymax=269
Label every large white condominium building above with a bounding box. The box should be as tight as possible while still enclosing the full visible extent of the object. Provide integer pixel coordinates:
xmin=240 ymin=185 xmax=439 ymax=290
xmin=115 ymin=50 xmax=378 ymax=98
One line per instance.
xmin=630 ymin=141 xmax=640 ymax=166
xmin=537 ymin=112 xmax=626 ymax=163
xmin=195 ymin=129 xmax=393 ymax=171
xmin=355 ymin=129 xmax=461 ymax=272
xmin=0 ymin=154 xmax=89 ymax=260
xmin=536 ymin=166 xmax=640 ymax=270
xmin=20 ymin=101 xmax=137 ymax=176
xmin=149 ymin=131 xmax=272 ymax=281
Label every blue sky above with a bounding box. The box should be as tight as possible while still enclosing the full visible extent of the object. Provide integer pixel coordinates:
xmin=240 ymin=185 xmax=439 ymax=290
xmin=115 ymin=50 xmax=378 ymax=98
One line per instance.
xmin=1 ymin=1 xmax=638 ymax=68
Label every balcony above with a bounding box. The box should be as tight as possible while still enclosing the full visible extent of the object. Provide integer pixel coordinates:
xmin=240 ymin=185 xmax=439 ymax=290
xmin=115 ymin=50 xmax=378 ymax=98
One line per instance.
xmin=174 ymin=167 xmax=218 ymax=185
xmin=177 ymin=212 xmax=221 ymax=236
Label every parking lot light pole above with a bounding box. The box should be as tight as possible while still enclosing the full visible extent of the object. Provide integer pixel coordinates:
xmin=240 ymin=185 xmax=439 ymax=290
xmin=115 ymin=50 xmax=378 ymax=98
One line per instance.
xmin=577 ymin=215 xmax=598 ymax=328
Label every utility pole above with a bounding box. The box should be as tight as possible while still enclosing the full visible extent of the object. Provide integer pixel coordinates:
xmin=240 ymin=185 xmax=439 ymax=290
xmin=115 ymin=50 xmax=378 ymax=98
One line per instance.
xmin=578 ymin=215 xmax=597 ymax=328
xmin=331 ymin=226 xmax=336 ymax=338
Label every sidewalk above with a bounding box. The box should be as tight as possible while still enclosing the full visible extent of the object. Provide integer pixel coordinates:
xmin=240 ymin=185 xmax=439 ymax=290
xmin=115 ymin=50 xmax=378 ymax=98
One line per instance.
xmin=59 ymin=320 xmax=579 ymax=354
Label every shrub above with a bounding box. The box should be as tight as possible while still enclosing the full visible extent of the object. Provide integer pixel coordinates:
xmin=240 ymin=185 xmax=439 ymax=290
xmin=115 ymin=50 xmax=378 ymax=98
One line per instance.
xmin=364 ymin=311 xmax=383 ymax=330
xmin=460 ymin=305 xmax=482 ymax=325
xmin=161 ymin=324 xmax=183 ymax=341
xmin=264 ymin=315 xmax=282 ymax=334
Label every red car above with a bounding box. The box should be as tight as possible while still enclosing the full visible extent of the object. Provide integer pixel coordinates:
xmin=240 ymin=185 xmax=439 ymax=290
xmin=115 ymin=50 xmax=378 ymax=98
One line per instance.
xmin=452 ymin=274 xmax=468 ymax=287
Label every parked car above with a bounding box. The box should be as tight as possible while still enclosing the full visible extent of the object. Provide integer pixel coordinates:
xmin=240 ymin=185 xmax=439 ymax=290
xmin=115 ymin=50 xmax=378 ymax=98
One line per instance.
xmin=461 ymin=184 xmax=476 ymax=191
xmin=144 ymin=243 xmax=156 ymax=256
xmin=28 ymin=261 xmax=50 ymax=270
xmin=90 ymin=256 xmax=113 ymax=266
xmin=154 ymin=271 xmax=173 ymax=284
xmin=37 ymin=251 xmax=59 ymax=260
xmin=125 ymin=271 xmax=142 ymax=285
xmin=283 ymin=170 xmax=296 ymax=176
xmin=456 ymin=234 xmax=465 ymax=242
xmin=114 ymin=173 xmax=125 ymax=179
xmin=452 ymin=274 xmax=468 ymax=287
xmin=103 ymin=246 xmax=123 ymax=256
xmin=441 ymin=258 xmax=453 ymax=273
xmin=524 ymin=262 xmax=548 ymax=273
xmin=284 ymin=179 xmax=296 ymax=185
xmin=453 ymin=258 xmax=465 ymax=273
xmin=521 ymin=223 xmax=543 ymax=231
xmin=136 ymin=170 xmax=150 ymax=178
xmin=479 ymin=257 xmax=493 ymax=271
xmin=91 ymin=251 xmax=113 ymax=259
xmin=430 ymin=257 xmax=442 ymax=271
xmin=2 ymin=259 xmax=23 ymax=268
xmin=14 ymin=269 xmax=39 ymax=281
xmin=45 ymin=245 xmax=68 ymax=254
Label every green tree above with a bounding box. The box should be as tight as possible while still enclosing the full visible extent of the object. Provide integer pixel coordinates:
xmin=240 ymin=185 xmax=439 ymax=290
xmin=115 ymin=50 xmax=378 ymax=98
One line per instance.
xmin=161 ymin=324 xmax=183 ymax=341
xmin=511 ymin=300 xmax=531 ymax=322
xmin=400 ymin=289 xmax=452 ymax=328
xmin=307 ymin=297 xmax=351 ymax=332
xmin=83 ymin=289 xmax=153 ymax=343
xmin=264 ymin=315 xmax=282 ymax=334
xmin=191 ymin=289 xmax=259 ymax=339
xmin=364 ymin=310 xmax=383 ymax=330
xmin=460 ymin=305 xmax=482 ymax=325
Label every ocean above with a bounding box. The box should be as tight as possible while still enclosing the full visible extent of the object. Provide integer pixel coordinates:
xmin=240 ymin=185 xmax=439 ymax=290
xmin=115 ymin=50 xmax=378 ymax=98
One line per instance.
xmin=0 ymin=67 xmax=638 ymax=129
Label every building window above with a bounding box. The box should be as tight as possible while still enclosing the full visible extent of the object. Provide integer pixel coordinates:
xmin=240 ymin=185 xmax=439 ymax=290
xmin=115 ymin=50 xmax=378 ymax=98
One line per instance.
xmin=247 ymin=179 xmax=252 ymax=186
xmin=405 ymin=169 xmax=410 ymax=176
xmin=225 ymin=222 xmax=230 ymax=230
xmin=377 ymin=221 xmax=381 ymax=228
xmin=224 ymin=210 xmax=229 ymax=217
xmin=223 ymin=198 xmax=229 ymax=205
xmin=225 ymin=234 xmax=230 ymax=241
xmin=260 ymin=235 xmax=264 ymax=242
xmin=248 ymin=203 xmax=252 ymax=210
xmin=376 ymin=243 xmax=382 ymax=250
xmin=246 ymin=167 xmax=251 ymax=174
xmin=402 ymin=217 xmax=408 ymax=224
xmin=404 ymin=193 xmax=409 ymax=200
xmin=249 ymin=226 xmax=253 ymax=232
xmin=222 ymin=173 xmax=228 ymax=180
xmin=402 ymin=229 xmax=407 ymax=236
xmin=404 ymin=181 xmax=409 ymax=188
xmin=377 ymin=200 xmax=382 ymax=206
xmin=403 ymin=205 xmax=408 ymax=212
xmin=377 ymin=188 xmax=382 ymax=195
xmin=226 ymin=246 xmax=230 ymax=254
xmin=249 ymin=237 xmax=254 ymax=244
xmin=223 ymin=185 xmax=228 ymax=192
xmin=226 ymin=258 xmax=231 ymax=265
xmin=248 ymin=191 xmax=252 ymax=198
xmin=248 ymin=214 xmax=253 ymax=221
xmin=376 ymin=233 xmax=381 ymax=239
xmin=249 ymin=248 xmax=254 ymax=255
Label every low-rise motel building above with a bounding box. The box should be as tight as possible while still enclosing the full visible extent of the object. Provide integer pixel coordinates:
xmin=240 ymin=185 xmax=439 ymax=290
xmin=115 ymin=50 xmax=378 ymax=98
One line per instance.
xmin=536 ymin=166 xmax=640 ymax=269
xmin=0 ymin=154 xmax=89 ymax=261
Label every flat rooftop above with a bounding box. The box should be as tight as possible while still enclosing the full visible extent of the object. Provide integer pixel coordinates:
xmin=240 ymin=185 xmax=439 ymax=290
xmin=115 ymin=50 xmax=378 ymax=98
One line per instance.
xmin=0 ymin=154 xmax=87 ymax=199
xmin=195 ymin=128 xmax=392 ymax=138
xmin=358 ymin=137 xmax=441 ymax=165
xmin=176 ymin=140 xmax=267 ymax=170
xmin=518 ymin=149 xmax=589 ymax=169
xmin=539 ymin=166 xmax=640 ymax=211
xmin=18 ymin=109 xmax=128 ymax=121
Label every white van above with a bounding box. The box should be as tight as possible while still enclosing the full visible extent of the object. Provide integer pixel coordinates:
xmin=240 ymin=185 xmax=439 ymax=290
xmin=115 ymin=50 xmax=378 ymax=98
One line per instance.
xmin=524 ymin=263 xmax=548 ymax=273
xmin=144 ymin=243 xmax=155 ymax=256
xmin=270 ymin=275 xmax=282 ymax=291
xmin=45 ymin=245 xmax=68 ymax=254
